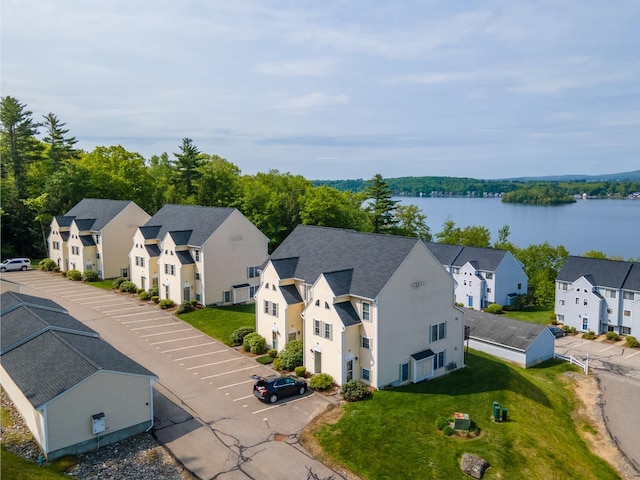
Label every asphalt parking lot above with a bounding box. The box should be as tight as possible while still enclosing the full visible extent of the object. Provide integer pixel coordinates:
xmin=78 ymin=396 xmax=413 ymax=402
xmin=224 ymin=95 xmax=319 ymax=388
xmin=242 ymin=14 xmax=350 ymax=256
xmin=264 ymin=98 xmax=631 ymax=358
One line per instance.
xmin=4 ymin=270 xmax=345 ymax=480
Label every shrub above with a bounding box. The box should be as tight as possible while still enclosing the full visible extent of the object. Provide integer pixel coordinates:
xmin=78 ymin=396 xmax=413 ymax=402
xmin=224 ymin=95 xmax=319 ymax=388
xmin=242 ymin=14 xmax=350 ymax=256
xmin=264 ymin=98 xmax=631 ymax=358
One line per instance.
xmin=112 ymin=277 xmax=126 ymax=289
xmin=484 ymin=303 xmax=503 ymax=314
xmin=605 ymin=331 xmax=620 ymax=342
xmin=159 ymin=299 xmax=176 ymax=309
xmin=243 ymin=332 xmax=266 ymax=354
xmin=294 ymin=366 xmax=307 ymax=377
xmin=443 ymin=425 xmax=456 ymax=436
xmin=562 ymin=325 xmax=570 ymax=332
xmin=256 ymin=355 xmax=273 ymax=365
xmin=119 ymin=281 xmax=137 ymax=293
xmin=582 ymin=331 xmax=597 ymax=340
xmin=340 ymin=380 xmax=371 ymax=402
xmin=66 ymin=269 xmax=82 ymax=281
xmin=272 ymin=358 xmax=284 ymax=370
xmin=151 ymin=296 xmax=160 ymax=304
xmin=148 ymin=285 xmax=159 ymax=297
xmin=190 ymin=299 xmax=198 ymax=307
xmin=625 ymin=336 xmax=639 ymax=348
xmin=82 ymin=270 xmax=100 ymax=282
xmin=277 ymin=340 xmax=304 ymax=371
xmin=177 ymin=301 xmax=195 ymax=314
xmin=137 ymin=288 xmax=145 ymax=294
xmin=435 ymin=417 xmax=451 ymax=431
xmin=569 ymin=326 xmax=577 ymax=334
xmin=267 ymin=349 xmax=278 ymax=358
xmin=53 ymin=266 xmax=60 ymax=273
xmin=39 ymin=258 xmax=56 ymax=271
xmin=309 ymin=373 xmax=334 ymax=391
xmin=139 ymin=291 xmax=150 ymax=301
xmin=231 ymin=327 xmax=255 ymax=346
xmin=61 ymin=270 xmax=67 ymax=277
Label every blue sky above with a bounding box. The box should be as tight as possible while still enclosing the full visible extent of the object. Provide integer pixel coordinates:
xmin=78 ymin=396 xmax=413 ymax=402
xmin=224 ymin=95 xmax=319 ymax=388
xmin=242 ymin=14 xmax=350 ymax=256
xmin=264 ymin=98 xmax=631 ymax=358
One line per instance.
xmin=2 ymin=1 xmax=639 ymax=180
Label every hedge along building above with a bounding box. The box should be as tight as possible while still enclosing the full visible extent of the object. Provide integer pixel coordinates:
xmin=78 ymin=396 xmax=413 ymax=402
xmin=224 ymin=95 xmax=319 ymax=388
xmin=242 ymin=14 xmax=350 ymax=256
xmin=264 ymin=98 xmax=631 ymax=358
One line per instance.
xmin=0 ymin=291 xmax=157 ymax=460
xmin=256 ymin=225 xmax=466 ymax=389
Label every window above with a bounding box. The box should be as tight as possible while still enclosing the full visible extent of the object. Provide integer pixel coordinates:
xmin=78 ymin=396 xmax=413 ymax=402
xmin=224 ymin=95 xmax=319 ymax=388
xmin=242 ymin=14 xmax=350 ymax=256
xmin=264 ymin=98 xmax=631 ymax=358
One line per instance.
xmin=624 ymin=310 xmax=631 ymax=317
xmin=582 ymin=318 xmax=588 ymax=330
xmin=607 ymin=308 xmax=613 ymax=315
xmin=623 ymin=291 xmax=635 ymax=300
xmin=575 ymin=298 xmax=579 ymax=304
xmin=250 ymin=285 xmax=259 ymax=297
xmin=247 ymin=265 xmax=259 ymax=278
xmin=583 ymin=299 xmax=588 ymax=306
xmin=324 ymin=323 xmax=332 ymax=340
xmin=195 ymin=272 xmax=200 ymax=280
xmin=487 ymin=287 xmax=492 ymax=293
xmin=430 ymin=321 xmax=446 ymax=342
xmin=452 ymin=267 xmax=460 ymax=274
xmin=517 ymin=283 xmax=522 ymax=290
xmin=361 ymin=368 xmax=370 ymax=382
xmin=362 ymin=302 xmax=370 ymax=321
xmin=400 ymin=363 xmax=409 ymax=382
xmin=53 ymin=241 xmax=60 ymax=250
xmin=559 ymin=299 xmax=565 ymax=306
xmin=196 ymin=293 xmax=201 ymax=302
xmin=223 ymin=291 xmax=231 ymax=303
xmin=315 ymin=299 xmax=320 ymax=306
xmin=485 ymin=272 xmax=493 ymax=279
xmin=264 ymin=300 xmax=269 ymax=314
xmin=434 ymin=351 xmax=445 ymax=369
xmin=361 ymin=336 xmax=371 ymax=349
xmin=164 ymin=264 xmax=168 ymax=274
xmin=95 ymin=235 xmax=100 ymax=244
xmin=140 ymin=257 xmax=144 ymax=267
xmin=314 ymin=319 xmax=321 ymax=336
xmin=558 ymin=282 xmax=568 ymax=291
xmin=194 ymin=250 xmax=200 ymax=262
xmin=272 ymin=284 xmax=276 ymax=291
xmin=604 ymin=289 xmax=617 ymax=298
xmin=71 ymin=246 xmax=79 ymax=255
xmin=324 ymin=301 xmax=330 ymax=309
xmin=622 ymin=327 xmax=631 ymax=335
xmin=272 ymin=302 xmax=278 ymax=316
xmin=557 ymin=314 xmax=564 ymax=323
xmin=96 ymin=253 xmax=100 ymax=259
xmin=121 ymin=267 xmax=128 ymax=278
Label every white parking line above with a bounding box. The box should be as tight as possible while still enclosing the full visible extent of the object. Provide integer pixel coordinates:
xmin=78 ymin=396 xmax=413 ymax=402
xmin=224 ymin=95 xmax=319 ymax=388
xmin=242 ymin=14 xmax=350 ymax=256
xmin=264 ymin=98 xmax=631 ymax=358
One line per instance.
xmin=173 ymin=350 xmax=226 ymax=361
xmin=217 ymin=379 xmax=255 ymax=390
xmin=599 ymin=345 xmax=616 ymax=353
xmin=150 ymin=335 xmax=203 ymax=346
xmin=85 ymin=301 xmax=125 ymax=308
xmin=201 ymin=365 xmax=256 ymax=380
xmin=63 ymin=292 xmax=107 ymax=299
xmin=121 ymin=317 xmax=168 ymax=325
xmin=80 ymin=299 xmax=124 ymax=305
xmin=251 ymin=395 xmax=308 ymax=414
xmin=233 ymin=395 xmax=255 ymax=402
xmin=103 ymin=306 xmax=145 ymax=314
xmin=625 ymin=350 xmax=640 ymax=359
xmin=140 ymin=328 xmax=192 ymax=338
xmin=160 ymin=342 xmax=216 ymax=353
xmin=112 ymin=311 xmax=161 ymax=318
xmin=186 ymin=357 xmax=242 ymax=370
xmin=130 ymin=323 xmax=179 ymax=331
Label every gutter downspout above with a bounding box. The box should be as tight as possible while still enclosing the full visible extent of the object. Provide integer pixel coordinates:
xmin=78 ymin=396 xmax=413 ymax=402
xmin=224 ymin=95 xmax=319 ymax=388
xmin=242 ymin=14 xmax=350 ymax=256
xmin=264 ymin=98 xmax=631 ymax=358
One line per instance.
xmin=146 ymin=378 xmax=157 ymax=432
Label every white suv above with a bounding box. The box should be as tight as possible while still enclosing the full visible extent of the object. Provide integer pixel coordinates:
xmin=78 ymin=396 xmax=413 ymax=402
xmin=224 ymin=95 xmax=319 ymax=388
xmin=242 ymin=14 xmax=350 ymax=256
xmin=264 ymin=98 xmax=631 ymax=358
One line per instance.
xmin=0 ymin=258 xmax=31 ymax=272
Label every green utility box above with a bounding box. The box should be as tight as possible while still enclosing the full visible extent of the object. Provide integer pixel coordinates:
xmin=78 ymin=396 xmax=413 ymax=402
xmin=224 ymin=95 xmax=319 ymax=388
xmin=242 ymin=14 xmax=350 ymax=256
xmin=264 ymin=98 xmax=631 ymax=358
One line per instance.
xmin=493 ymin=401 xmax=501 ymax=422
xmin=454 ymin=412 xmax=470 ymax=430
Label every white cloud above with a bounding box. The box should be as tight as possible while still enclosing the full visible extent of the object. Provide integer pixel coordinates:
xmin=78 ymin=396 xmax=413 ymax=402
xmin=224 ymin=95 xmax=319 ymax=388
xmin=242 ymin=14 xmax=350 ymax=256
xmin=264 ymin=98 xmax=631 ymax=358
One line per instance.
xmin=285 ymin=92 xmax=350 ymax=110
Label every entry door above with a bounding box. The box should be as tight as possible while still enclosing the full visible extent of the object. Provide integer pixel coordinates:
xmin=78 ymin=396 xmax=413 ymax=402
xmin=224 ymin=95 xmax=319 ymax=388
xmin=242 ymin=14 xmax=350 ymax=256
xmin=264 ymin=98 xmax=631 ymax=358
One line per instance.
xmin=314 ymin=352 xmax=322 ymax=373
xmin=183 ymin=287 xmax=190 ymax=302
xmin=346 ymin=359 xmax=354 ymax=382
xmin=468 ymin=296 xmax=473 ymax=308
xmin=272 ymin=331 xmax=278 ymax=351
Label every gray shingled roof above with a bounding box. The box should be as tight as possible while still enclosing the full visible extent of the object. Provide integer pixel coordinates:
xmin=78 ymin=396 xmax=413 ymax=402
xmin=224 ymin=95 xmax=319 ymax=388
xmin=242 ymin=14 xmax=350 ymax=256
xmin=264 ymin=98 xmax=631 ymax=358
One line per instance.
xmin=145 ymin=244 xmax=161 ymax=257
xmin=622 ymin=263 xmax=640 ymax=291
xmin=269 ymin=225 xmax=420 ymax=299
xmin=54 ymin=215 xmax=74 ymax=228
xmin=450 ymin=246 xmax=508 ymax=271
xmin=0 ymin=292 xmax=157 ymax=409
xmin=272 ymin=258 xmax=299 ymax=280
xmin=140 ymin=225 xmax=161 ymax=239
xmin=65 ymin=199 xmax=134 ymax=231
xmin=465 ymin=310 xmax=548 ymax=351
xmin=557 ymin=256 xmax=635 ymax=289
xmin=334 ymin=301 xmax=362 ymax=327
xmin=424 ymin=242 xmax=463 ymax=265
xmin=80 ymin=235 xmax=96 ymax=246
xmin=141 ymin=205 xmax=236 ymax=247
xmin=324 ymin=270 xmax=354 ymax=297
xmin=280 ymin=284 xmax=303 ymax=305
xmin=176 ymin=250 xmax=195 ymax=265
xmin=169 ymin=230 xmax=193 ymax=246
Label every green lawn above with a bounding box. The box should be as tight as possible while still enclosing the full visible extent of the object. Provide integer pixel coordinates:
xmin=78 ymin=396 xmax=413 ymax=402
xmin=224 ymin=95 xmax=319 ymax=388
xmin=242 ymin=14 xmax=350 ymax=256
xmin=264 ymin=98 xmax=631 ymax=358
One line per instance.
xmin=316 ymin=350 xmax=618 ymax=480
xmin=503 ymin=306 xmax=554 ymax=325
xmin=177 ymin=304 xmax=256 ymax=345
xmin=1 ymin=447 xmax=74 ymax=480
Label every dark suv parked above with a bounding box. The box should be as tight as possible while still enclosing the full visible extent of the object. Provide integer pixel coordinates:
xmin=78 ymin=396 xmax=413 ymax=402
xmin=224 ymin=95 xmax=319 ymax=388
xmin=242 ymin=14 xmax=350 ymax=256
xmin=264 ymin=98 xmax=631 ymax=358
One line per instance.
xmin=252 ymin=374 xmax=307 ymax=403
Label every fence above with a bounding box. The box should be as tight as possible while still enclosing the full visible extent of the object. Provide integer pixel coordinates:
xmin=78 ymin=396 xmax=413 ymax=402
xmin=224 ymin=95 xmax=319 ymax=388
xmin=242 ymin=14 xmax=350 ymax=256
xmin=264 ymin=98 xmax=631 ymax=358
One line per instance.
xmin=554 ymin=353 xmax=589 ymax=374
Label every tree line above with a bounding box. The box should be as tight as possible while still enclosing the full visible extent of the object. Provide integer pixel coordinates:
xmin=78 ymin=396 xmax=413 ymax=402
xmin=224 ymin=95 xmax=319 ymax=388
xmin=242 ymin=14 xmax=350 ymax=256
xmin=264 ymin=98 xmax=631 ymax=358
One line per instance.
xmin=2 ymin=96 xmax=633 ymax=308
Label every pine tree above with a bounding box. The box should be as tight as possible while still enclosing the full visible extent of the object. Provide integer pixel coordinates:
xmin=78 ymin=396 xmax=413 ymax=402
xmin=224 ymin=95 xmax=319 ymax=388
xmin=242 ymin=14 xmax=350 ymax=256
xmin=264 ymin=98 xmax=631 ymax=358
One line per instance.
xmin=42 ymin=112 xmax=78 ymax=172
xmin=173 ymin=138 xmax=203 ymax=197
xmin=365 ymin=174 xmax=399 ymax=233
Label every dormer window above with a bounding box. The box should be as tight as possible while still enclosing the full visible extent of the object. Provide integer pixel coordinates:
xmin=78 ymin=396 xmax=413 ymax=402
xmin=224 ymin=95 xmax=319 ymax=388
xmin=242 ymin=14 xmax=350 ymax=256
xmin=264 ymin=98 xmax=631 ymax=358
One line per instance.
xmin=324 ymin=302 xmax=330 ymax=309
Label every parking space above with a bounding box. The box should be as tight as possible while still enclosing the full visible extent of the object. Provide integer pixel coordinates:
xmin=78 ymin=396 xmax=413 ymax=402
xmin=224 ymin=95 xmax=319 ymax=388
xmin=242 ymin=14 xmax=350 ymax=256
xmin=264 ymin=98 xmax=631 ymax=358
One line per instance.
xmin=3 ymin=270 xmax=342 ymax=479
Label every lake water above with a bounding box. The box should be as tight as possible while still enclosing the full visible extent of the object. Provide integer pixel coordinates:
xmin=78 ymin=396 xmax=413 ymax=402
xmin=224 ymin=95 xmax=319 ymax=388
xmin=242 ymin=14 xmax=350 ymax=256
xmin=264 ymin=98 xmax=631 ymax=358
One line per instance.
xmin=394 ymin=196 xmax=640 ymax=259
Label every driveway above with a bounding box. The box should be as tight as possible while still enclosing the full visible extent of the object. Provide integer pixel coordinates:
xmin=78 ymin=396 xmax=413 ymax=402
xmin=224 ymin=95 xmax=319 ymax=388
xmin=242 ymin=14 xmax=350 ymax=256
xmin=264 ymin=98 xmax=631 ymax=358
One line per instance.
xmin=4 ymin=271 xmax=346 ymax=480
xmin=555 ymin=334 xmax=640 ymax=471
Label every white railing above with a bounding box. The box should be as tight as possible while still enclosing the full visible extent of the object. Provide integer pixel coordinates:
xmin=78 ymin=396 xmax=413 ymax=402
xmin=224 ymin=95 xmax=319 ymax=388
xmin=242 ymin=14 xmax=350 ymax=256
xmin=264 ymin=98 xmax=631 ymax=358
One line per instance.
xmin=554 ymin=353 xmax=589 ymax=374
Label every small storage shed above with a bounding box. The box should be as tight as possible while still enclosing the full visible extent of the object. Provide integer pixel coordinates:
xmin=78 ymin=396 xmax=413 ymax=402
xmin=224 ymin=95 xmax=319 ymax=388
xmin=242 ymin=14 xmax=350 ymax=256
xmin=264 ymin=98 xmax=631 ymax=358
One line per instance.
xmin=0 ymin=291 xmax=158 ymax=460
xmin=465 ymin=310 xmax=555 ymax=368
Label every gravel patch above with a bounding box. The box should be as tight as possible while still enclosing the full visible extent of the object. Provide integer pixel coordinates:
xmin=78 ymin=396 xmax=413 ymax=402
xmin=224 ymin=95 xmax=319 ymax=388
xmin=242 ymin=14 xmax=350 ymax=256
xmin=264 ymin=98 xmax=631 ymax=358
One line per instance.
xmin=1 ymin=388 xmax=192 ymax=479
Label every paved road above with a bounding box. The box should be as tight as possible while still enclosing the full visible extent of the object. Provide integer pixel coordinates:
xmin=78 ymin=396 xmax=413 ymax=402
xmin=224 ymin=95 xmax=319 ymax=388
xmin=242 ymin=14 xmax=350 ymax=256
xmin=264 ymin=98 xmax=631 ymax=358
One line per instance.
xmin=555 ymin=334 xmax=640 ymax=471
xmin=4 ymin=271 xmax=345 ymax=480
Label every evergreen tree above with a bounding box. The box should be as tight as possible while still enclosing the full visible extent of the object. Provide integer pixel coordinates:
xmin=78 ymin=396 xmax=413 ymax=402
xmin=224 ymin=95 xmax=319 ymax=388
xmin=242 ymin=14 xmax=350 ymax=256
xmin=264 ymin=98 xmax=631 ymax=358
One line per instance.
xmin=0 ymin=96 xmax=42 ymax=197
xmin=173 ymin=138 xmax=203 ymax=197
xmin=364 ymin=174 xmax=398 ymax=233
xmin=42 ymin=112 xmax=78 ymax=172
